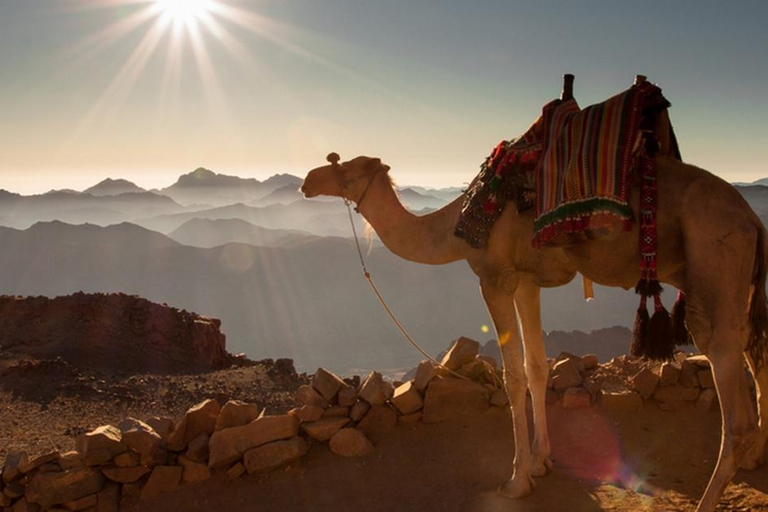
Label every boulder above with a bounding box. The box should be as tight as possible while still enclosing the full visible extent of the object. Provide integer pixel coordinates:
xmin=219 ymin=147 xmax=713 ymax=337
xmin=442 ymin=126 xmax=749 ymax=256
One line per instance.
xmin=301 ymin=417 xmax=350 ymax=442
xmin=96 ymin=483 xmax=120 ymax=512
xmin=581 ymin=354 xmax=599 ymax=371
xmin=101 ymin=466 xmax=151 ymax=484
xmin=356 ymin=405 xmax=398 ymax=440
xmin=57 ymin=452 xmax=83 ymax=471
xmin=118 ymin=418 xmax=161 ymax=461
xmin=185 ymin=433 xmax=210 ymax=463
xmin=349 ymin=400 xmax=371 ymax=422
xmin=557 ymin=352 xmax=586 ymax=374
xmin=413 ymin=361 xmax=439 ymax=392
xmin=113 ymin=451 xmax=140 ymax=468
xmin=600 ymin=391 xmax=643 ymax=411
xmin=562 ymin=387 xmax=591 ymax=408
xmin=337 ymin=387 xmax=358 ymax=407
xmin=323 ymin=406 xmax=350 ymax=418
xmin=631 ymin=368 xmax=660 ymax=400
xmin=687 ymin=354 xmax=711 ymax=368
xmin=25 ymin=467 xmax=104 ymax=509
xmin=698 ymin=369 xmax=715 ymax=388
xmin=243 ymin=437 xmax=308 ymax=474
xmin=696 ymin=388 xmax=718 ymax=412
xmin=329 ymin=429 xmax=374 ymax=457
xmin=178 ymin=455 xmax=211 ymax=484
xmin=359 ymin=372 xmax=394 ymax=406
xmin=390 ymin=381 xmax=423 ymax=415
xmin=167 ymin=399 xmax=221 ymax=451
xmin=440 ymin=337 xmax=479 ymax=371
xmin=311 ymin=368 xmax=347 ymax=403
xmin=294 ymin=385 xmax=329 ymax=408
xmin=215 ymin=400 xmax=259 ymax=431
xmin=679 ymin=359 xmax=701 ymax=388
xmin=226 ymin=463 xmax=246 ymax=480
xmin=10 ymin=498 xmax=39 ymax=512
xmin=422 ymin=377 xmax=489 ymax=423
xmin=398 ymin=412 xmax=423 ymax=424
xmin=657 ymin=363 xmax=680 ymax=387
xmin=145 ymin=417 xmax=174 ymax=444
xmin=62 ymin=493 xmax=97 ymax=510
xmin=5 ymin=481 xmax=24 ymax=498
xmin=654 ymin=384 xmax=700 ymax=404
xmin=289 ymin=405 xmax=324 ymax=423
xmin=140 ymin=466 xmax=182 ymax=500
xmin=3 ymin=451 xmax=28 ymax=483
xmin=75 ymin=426 xmax=127 ymax=466
xmin=208 ymin=414 xmax=300 ymax=469
xmin=551 ymin=359 xmax=582 ymax=391
xmin=20 ymin=452 xmax=59 ymax=474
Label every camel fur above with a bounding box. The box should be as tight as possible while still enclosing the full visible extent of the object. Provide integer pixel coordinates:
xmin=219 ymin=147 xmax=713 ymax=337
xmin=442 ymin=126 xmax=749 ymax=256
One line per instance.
xmin=301 ymin=152 xmax=768 ymax=512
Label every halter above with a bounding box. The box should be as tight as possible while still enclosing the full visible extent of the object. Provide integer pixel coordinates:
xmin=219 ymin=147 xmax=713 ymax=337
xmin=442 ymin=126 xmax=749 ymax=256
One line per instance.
xmin=327 ymin=152 xmax=384 ymax=213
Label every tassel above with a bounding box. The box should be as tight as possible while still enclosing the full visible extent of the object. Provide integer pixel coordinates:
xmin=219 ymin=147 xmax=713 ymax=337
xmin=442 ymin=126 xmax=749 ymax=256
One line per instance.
xmin=631 ymin=298 xmax=651 ymax=358
xmin=671 ymin=290 xmax=692 ymax=346
xmin=648 ymin=306 xmax=675 ymax=360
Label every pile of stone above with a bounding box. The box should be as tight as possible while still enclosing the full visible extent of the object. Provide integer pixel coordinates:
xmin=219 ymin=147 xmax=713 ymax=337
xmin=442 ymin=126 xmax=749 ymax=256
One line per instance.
xmin=0 ymin=337 xmax=505 ymax=510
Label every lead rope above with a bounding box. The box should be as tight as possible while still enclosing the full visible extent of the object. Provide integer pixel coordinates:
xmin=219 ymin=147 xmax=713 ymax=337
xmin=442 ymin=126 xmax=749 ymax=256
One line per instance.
xmin=343 ymin=198 xmax=496 ymax=385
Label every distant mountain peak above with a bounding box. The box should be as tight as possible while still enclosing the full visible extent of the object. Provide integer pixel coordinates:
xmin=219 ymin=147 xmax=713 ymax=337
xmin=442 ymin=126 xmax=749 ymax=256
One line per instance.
xmin=84 ymin=178 xmax=145 ymax=196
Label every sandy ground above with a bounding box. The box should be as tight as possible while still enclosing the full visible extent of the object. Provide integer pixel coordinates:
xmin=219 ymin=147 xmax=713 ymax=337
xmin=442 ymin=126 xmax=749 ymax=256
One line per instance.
xmin=122 ymin=402 xmax=768 ymax=512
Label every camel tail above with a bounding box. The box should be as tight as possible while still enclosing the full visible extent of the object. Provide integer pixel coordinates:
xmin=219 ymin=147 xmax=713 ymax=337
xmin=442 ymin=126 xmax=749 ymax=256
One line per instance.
xmin=748 ymin=222 xmax=768 ymax=369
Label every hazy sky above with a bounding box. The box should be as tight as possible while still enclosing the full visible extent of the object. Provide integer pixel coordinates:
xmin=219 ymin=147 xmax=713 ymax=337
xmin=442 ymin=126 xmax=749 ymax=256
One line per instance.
xmin=1 ymin=0 xmax=767 ymax=193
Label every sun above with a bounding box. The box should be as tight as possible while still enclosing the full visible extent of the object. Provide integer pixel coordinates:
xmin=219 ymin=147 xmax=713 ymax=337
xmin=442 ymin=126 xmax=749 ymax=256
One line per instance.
xmin=154 ymin=0 xmax=213 ymax=24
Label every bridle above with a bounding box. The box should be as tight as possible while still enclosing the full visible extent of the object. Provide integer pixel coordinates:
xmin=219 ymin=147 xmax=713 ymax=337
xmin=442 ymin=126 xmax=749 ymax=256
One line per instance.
xmin=327 ymin=152 xmax=384 ymax=213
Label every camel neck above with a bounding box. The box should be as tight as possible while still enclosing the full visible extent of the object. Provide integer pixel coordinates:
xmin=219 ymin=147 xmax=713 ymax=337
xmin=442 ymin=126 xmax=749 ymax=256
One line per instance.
xmin=355 ymin=173 xmax=469 ymax=265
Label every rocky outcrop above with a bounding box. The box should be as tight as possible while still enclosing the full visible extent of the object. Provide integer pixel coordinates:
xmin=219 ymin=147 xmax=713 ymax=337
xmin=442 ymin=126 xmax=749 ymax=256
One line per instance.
xmin=0 ymin=293 xmax=227 ymax=374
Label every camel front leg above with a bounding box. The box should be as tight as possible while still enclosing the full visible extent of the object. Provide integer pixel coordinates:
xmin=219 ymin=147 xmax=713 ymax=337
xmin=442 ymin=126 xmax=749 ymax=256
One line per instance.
xmin=481 ymin=278 xmax=534 ymax=498
xmin=515 ymin=278 xmax=553 ymax=477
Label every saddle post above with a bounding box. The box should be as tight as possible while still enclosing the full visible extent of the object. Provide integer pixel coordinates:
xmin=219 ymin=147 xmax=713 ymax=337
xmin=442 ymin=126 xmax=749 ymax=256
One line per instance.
xmin=634 ymin=74 xmax=647 ymax=85
xmin=561 ymin=73 xmax=574 ymax=101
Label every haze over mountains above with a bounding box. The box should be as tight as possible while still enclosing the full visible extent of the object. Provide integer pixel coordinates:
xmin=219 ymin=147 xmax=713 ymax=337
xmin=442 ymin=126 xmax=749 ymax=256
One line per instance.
xmin=1 ymin=166 xmax=766 ymax=373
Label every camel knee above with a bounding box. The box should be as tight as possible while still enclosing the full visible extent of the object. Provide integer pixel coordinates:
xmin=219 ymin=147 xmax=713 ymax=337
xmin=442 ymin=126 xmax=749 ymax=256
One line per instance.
xmin=503 ymin=369 xmax=528 ymax=397
xmin=525 ymin=358 xmax=549 ymax=386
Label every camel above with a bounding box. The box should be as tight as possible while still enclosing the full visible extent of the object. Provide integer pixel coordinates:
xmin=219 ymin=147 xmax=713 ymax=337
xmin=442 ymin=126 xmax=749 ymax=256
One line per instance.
xmin=300 ymin=112 xmax=768 ymax=512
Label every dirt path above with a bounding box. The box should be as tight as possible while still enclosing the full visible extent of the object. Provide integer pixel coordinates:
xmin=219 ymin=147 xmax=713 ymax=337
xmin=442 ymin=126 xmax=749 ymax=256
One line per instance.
xmin=124 ymin=403 xmax=768 ymax=511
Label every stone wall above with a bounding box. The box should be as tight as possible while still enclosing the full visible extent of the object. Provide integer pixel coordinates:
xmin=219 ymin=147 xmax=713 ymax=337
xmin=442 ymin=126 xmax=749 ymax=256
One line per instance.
xmin=0 ymin=337 xmax=724 ymax=510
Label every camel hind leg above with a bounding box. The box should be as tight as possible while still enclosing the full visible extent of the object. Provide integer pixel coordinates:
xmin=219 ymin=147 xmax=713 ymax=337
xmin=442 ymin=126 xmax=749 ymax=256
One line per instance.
xmin=741 ymin=352 xmax=768 ymax=469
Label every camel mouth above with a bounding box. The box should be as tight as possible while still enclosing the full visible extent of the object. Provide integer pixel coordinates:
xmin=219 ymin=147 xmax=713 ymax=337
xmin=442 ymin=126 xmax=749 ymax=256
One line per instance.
xmin=300 ymin=186 xmax=318 ymax=198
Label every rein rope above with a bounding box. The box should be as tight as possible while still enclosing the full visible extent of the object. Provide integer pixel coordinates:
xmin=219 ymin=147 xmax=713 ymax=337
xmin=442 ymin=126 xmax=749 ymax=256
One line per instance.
xmin=342 ymin=197 xmax=491 ymax=385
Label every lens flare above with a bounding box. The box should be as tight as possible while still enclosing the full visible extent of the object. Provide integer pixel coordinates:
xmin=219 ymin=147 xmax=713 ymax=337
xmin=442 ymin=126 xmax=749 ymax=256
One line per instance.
xmin=154 ymin=0 xmax=212 ymax=24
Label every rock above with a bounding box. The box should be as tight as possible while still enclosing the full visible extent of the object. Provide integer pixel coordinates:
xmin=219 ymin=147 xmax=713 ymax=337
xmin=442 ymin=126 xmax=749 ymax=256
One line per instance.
xmin=301 ymin=417 xmax=350 ymax=442
xmin=457 ymin=359 xmax=489 ymax=381
xmin=600 ymin=391 xmax=643 ymax=411
xmin=557 ymin=352 xmax=586 ymax=374
xmin=208 ymin=414 xmax=300 ymax=469
xmin=101 ymin=466 xmax=151 ymax=484
xmin=3 ymin=451 xmax=28 ymax=483
xmin=581 ymin=354 xmax=599 ymax=371
xmin=121 ymin=482 xmax=141 ymax=498
xmin=358 ymin=372 xmax=394 ymax=406
xmin=215 ymin=400 xmax=259 ymax=431
xmin=96 ymin=482 xmax=120 ymax=512
xmin=10 ymin=498 xmax=39 ymax=512
xmin=75 ymin=426 xmax=127 ymax=466
xmin=440 ymin=337 xmax=480 ymax=371
xmin=562 ymin=387 xmax=591 ymax=408
xmin=631 ymin=368 xmax=660 ymax=400
xmin=657 ymin=363 xmax=680 ymax=387
xmin=413 ymin=361 xmax=439 ymax=392
xmin=294 ymin=385 xmax=329 ymax=409
xmin=349 ymin=400 xmax=371 ymax=422
xmin=329 ymin=429 xmax=374 ymax=457
xmin=390 ymin=381 xmax=423 ymax=415
xmin=112 ymin=451 xmax=140 ymax=468
xmin=20 ymin=452 xmax=59 ymax=474
xmin=679 ymin=359 xmax=700 ymax=388
xmin=323 ymin=406 xmax=350 ymax=418
xmin=654 ymin=384 xmax=700 ymax=404
xmin=178 ymin=455 xmax=211 ymax=484
xmin=687 ymin=354 xmax=711 ymax=368
xmin=167 ymin=399 xmax=221 ymax=451
xmin=546 ymin=388 xmax=560 ymax=404
xmin=57 ymin=452 xmax=83 ymax=471
xmin=25 ymin=467 xmax=104 ymax=509
xmin=4 ymin=481 xmax=24 ymax=498
xmin=696 ymin=389 xmax=718 ymax=412
xmin=312 ymin=368 xmax=347 ymax=403
xmin=337 ymin=387 xmax=358 ymax=407
xmin=698 ymin=369 xmax=715 ymax=388
xmin=289 ymin=405 xmax=325 ymax=423
xmin=185 ymin=433 xmax=210 ymax=463
xmin=551 ymin=359 xmax=582 ymax=391
xmin=243 ymin=437 xmax=308 ymax=474
xmin=118 ymin=418 xmax=161 ymax=461
xmin=226 ymin=462 xmax=246 ymax=479
xmin=422 ymin=377 xmax=489 ymax=423
xmin=356 ymin=405 xmax=398 ymax=440
xmin=140 ymin=466 xmax=182 ymax=500
xmin=490 ymin=389 xmax=509 ymax=407
xmin=398 ymin=412 xmax=423 ymax=424
xmin=63 ymin=493 xmax=97 ymax=510
xmin=145 ymin=418 xmax=174 ymax=444
xmin=0 ymin=494 xmax=11 ymax=507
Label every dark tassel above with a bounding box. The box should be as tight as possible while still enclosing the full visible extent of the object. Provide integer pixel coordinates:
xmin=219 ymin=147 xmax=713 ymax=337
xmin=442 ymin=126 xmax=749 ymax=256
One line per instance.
xmin=644 ymin=279 xmax=663 ymax=297
xmin=631 ymin=301 xmax=651 ymax=358
xmin=634 ymin=278 xmax=648 ymax=296
xmin=671 ymin=291 xmax=692 ymax=346
xmin=647 ymin=307 xmax=675 ymax=360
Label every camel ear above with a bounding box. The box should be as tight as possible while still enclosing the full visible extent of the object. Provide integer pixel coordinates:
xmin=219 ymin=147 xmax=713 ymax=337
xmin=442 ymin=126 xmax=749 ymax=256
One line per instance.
xmin=365 ymin=157 xmax=387 ymax=172
xmin=382 ymin=164 xmax=391 ymax=173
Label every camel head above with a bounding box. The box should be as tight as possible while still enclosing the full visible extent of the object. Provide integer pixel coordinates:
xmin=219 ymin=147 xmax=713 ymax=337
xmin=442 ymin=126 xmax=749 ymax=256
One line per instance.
xmin=301 ymin=153 xmax=390 ymax=205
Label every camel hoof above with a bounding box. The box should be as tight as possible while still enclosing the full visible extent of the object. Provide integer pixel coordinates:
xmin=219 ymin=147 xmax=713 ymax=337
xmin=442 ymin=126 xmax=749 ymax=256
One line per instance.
xmin=531 ymin=456 xmax=553 ymax=477
xmin=497 ymin=475 xmax=534 ymax=499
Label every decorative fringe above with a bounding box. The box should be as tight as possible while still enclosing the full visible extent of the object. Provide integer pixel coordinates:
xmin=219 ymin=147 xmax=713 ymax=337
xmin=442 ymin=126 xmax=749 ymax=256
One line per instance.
xmin=648 ymin=308 xmax=675 ymax=360
xmin=671 ymin=291 xmax=692 ymax=346
xmin=631 ymin=301 xmax=651 ymax=358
